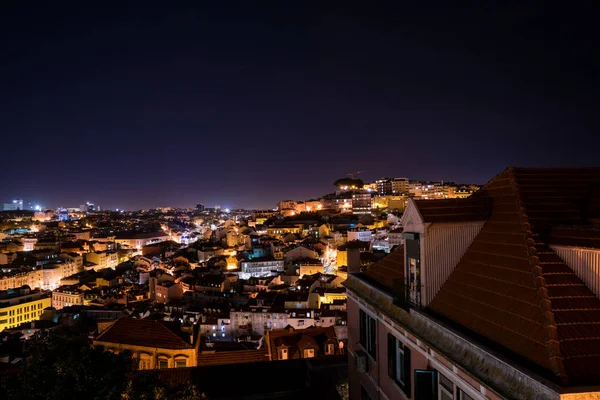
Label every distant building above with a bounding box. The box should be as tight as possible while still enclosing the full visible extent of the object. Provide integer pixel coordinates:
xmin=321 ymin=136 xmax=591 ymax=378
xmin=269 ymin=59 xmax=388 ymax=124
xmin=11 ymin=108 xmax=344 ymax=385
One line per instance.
xmin=265 ymin=326 xmax=341 ymax=361
xmin=391 ymin=177 xmax=409 ymax=194
xmin=196 ymin=203 xmax=205 ymax=211
xmin=351 ymin=192 xmax=372 ymax=215
xmin=238 ymin=258 xmax=285 ymax=279
xmin=375 ymin=178 xmax=393 ymax=195
xmin=3 ymin=199 xmax=23 ymax=211
xmin=52 ymin=285 xmax=85 ymax=310
xmin=0 ymin=285 xmax=51 ymax=331
xmin=93 ymin=318 xmax=199 ymax=369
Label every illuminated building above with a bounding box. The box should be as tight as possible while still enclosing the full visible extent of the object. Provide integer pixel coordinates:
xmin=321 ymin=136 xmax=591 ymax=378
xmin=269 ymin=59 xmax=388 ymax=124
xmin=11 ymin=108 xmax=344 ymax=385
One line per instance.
xmin=196 ymin=203 xmax=205 ymax=211
xmin=0 ymin=285 xmax=51 ymax=331
xmin=93 ymin=318 xmax=199 ymax=369
xmin=375 ymin=178 xmax=393 ymax=195
xmin=391 ymin=177 xmax=409 ymax=194
xmin=85 ymin=251 xmax=118 ymax=270
xmin=238 ymin=258 xmax=284 ymax=279
xmin=3 ymin=198 xmax=23 ymax=211
xmin=52 ymin=285 xmax=85 ymax=309
xmin=351 ymin=192 xmax=372 ymax=214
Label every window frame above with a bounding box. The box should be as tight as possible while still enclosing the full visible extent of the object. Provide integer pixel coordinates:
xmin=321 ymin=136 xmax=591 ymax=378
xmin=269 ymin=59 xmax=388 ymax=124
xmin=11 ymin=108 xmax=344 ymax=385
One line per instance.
xmin=438 ymin=371 xmax=454 ymax=400
xmin=387 ymin=334 xmax=411 ymax=396
xmin=303 ymin=348 xmax=315 ymax=358
xmin=457 ymin=388 xmax=475 ymax=400
xmin=359 ymin=309 xmax=377 ymax=360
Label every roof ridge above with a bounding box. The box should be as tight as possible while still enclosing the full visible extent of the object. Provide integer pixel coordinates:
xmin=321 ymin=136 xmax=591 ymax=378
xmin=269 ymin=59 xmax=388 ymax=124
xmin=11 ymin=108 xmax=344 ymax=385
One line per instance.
xmin=509 ymin=168 xmax=569 ymax=384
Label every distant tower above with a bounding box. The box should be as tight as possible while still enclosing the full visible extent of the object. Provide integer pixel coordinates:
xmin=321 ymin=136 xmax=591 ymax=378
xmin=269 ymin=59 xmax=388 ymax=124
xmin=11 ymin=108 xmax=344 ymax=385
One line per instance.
xmin=196 ymin=203 xmax=205 ymax=211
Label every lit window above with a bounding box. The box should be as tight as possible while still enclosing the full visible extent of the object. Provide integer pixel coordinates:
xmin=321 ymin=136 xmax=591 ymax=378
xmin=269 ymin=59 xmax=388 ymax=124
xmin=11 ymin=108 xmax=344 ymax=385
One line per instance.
xmin=175 ymin=359 xmax=187 ymax=368
xmin=278 ymin=348 xmax=288 ymax=360
xmin=303 ymin=349 xmax=315 ymax=358
xmin=326 ymin=343 xmax=335 ymax=355
xmin=359 ymin=310 xmax=377 ymax=360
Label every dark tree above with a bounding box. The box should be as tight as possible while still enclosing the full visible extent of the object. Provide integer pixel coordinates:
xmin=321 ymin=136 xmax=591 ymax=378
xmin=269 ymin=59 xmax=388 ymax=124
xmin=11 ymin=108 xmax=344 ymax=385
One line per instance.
xmin=2 ymin=327 xmax=134 ymax=400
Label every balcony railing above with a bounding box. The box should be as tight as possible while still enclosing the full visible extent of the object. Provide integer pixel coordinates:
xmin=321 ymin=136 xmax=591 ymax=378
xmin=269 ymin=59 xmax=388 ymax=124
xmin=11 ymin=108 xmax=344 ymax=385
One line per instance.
xmin=391 ymin=280 xmax=421 ymax=311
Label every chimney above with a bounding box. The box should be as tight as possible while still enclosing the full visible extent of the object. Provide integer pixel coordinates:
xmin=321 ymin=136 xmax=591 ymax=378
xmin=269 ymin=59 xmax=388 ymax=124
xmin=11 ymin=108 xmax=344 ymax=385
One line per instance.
xmin=347 ymin=247 xmax=361 ymax=273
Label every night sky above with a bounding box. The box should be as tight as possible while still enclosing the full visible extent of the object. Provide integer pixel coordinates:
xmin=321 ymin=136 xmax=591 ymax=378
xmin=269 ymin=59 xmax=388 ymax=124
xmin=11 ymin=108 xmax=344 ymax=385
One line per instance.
xmin=1 ymin=3 xmax=598 ymax=210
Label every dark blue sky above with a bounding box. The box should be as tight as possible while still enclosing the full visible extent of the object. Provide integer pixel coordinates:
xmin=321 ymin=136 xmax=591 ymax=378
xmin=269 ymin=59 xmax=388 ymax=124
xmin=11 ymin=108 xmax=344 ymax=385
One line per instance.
xmin=1 ymin=3 xmax=598 ymax=210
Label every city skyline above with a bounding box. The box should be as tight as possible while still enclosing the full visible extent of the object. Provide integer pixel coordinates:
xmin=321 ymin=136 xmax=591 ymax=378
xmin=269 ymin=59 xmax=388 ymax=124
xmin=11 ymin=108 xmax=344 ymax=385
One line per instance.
xmin=1 ymin=173 xmax=478 ymax=211
xmin=1 ymin=4 xmax=598 ymax=211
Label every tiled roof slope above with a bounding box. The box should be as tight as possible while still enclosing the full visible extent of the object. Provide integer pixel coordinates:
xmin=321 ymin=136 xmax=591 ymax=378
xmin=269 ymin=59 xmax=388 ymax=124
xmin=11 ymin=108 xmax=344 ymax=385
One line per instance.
xmin=95 ymin=318 xmax=193 ymax=349
xmin=414 ymin=193 xmax=491 ymax=223
xmin=266 ymin=326 xmax=337 ymax=360
xmin=363 ymin=245 xmax=405 ymax=292
xmin=428 ymin=167 xmax=600 ymax=386
xmin=549 ymin=227 xmax=600 ymax=249
xmin=197 ymin=348 xmax=269 ymax=366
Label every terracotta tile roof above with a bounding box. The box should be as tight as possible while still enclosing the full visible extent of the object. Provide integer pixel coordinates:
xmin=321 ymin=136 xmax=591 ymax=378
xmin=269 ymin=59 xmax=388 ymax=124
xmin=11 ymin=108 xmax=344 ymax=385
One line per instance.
xmin=197 ymin=348 xmax=269 ymax=366
xmin=548 ymin=227 xmax=600 ymax=249
xmin=428 ymin=167 xmax=600 ymax=386
xmin=362 ymin=245 xmax=404 ymax=292
xmin=265 ymin=326 xmax=338 ymax=360
xmin=94 ymin=317 xmax=193 ymax=349
xmin=414 ymin=193 xmax=491 ymax=223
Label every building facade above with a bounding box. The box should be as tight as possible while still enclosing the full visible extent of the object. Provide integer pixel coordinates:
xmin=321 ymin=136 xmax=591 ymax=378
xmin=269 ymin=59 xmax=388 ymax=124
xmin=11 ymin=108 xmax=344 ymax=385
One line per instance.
xmin=345 ymin=167 xmax=600 ymax=399
xmin=0 ymin=286 xmax=51 ymax=331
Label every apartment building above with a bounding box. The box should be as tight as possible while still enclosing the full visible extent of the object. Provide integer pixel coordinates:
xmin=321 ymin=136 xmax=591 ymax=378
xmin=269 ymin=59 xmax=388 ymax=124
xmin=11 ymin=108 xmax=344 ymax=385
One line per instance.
xmin=0 ymin=285 xmax=51 ymax=331
xmin=345 ymin=167 xmax=600 ymax=399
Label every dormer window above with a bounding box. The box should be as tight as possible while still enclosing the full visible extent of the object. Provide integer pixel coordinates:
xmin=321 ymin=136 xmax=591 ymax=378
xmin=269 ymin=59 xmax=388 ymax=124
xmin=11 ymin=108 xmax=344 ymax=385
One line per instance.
xmin=278 ymin=348 xmax=288 ymax=360
xmin=303 ymin=349 xmax=315 ymax=358
xmin=326 ymin=343 xmax=335 ymax=355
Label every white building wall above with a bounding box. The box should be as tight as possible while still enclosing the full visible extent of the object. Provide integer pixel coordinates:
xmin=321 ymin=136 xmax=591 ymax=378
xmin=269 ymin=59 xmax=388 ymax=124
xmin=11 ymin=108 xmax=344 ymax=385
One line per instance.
xmin=552 ymin=245 xmax=600 ymax=299
xmin=421 ymin=222 xmax=485 ymax=306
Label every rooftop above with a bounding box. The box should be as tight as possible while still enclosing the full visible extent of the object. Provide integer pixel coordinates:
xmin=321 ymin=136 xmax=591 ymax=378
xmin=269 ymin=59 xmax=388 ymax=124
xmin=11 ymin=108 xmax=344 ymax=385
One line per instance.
xmin=94 ymin=318 xmax=193 ymax=349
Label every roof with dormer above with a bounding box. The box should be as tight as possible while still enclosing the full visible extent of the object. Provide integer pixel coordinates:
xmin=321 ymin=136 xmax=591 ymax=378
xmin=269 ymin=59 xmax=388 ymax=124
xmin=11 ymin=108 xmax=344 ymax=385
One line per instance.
xmin=428 ymin=167 xmax=600 ymax=386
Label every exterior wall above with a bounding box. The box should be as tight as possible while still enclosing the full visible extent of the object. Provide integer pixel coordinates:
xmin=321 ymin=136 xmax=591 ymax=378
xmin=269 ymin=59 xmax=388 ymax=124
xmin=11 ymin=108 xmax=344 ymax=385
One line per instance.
xmin=299 ymin=264 xmax=323 ymax=277
xmin=240 ymin=260 xmax=284 ymax=279
xmin=421 ymin=222 xmax=485 ymax=306
xmin=52 ymin=290 xmax=84 ymax=310
xmin=345 ymin=275 xmax=564 ymax=400
xmin=230 ymin=310 xmax=289 ymax=338
xmin=0 ymin=297 xmax=51 ymax=331
xmin=551 ymin=245 xmax=600 ymax=298
xmin=348 ymin=230 xmax=373 ymax=242
xmin=0 ymin=270 xmax=43 ymax=290
xmin=93 ymin=341 xmax=196 ymax=369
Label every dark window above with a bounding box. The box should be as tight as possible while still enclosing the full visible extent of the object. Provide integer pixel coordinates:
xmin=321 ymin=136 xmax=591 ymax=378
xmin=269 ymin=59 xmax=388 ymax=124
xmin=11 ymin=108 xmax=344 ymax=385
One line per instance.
xmin=361 ymin=386 xmax=371 ymax=400
xmin=458 ymin=388 xmax=474 ymax=400
xmin=439 ymin=372 xmax=454 ymax=400
xmin=359 ymin=309 xmax=376 ymax=360
xmin=388 ymin=334 xmax=411 ymax=396
xmin=414 ymin=369 xmax=437 ymax=400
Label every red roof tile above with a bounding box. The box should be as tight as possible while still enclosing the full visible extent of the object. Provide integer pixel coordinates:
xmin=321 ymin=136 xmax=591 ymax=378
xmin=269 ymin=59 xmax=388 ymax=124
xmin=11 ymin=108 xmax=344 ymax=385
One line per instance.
xmin=94 ymin=317 xmax=193 ymax=349
xmin=362 ymin=245 xmax=405 ymax=292
xmin=428 ymin=167 xmax=600 ymax=386
xmin=414 ymin=194 xmax=491 ymax=223
xmin=197 ymin=348 xmax=269 ymax=366
xmin=265 ymin=326 xmax=337 ymax=360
